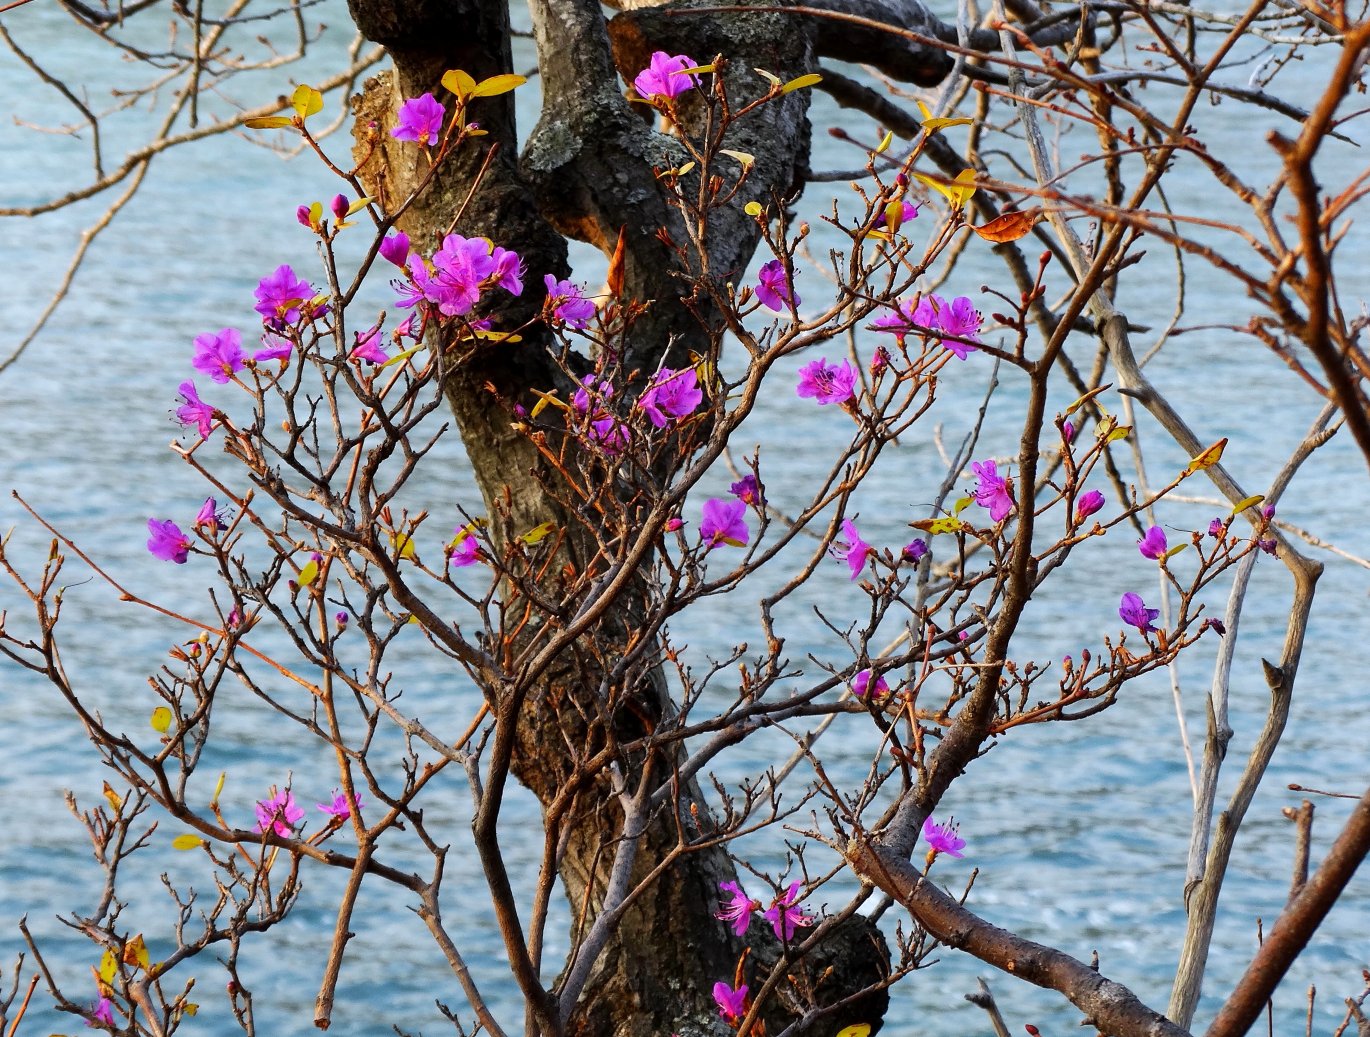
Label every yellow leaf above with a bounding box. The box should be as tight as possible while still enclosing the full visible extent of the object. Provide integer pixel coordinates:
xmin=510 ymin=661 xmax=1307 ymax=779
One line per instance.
xmin=952 ymin=494 xmax=974 ymax=515
xmin=916 ymin=99 xmax=974 ymax=133
xmin=172 ymin=834 xmax=205 ymax=851
xmin=836 ymin=1026 xmax=872 ymax=1037
xmin=744 ymin=200 xmax=764 ymax=217
xmin=297 ymin=558 xmax=319 ymax=587
xmin=180 ymin=1003 xmax=199 ymax=1017
xmin=529 ymin=389 xmax=567 ymax=418
xmin=98 ymin=950 xmax=118 ymax=984
xmin=1183 ymin=437 xmax=1228 ymax=476
xmin=442 ymin=69 xmax=478 ymax=99
xmin=910 ymin=516 xmax=964 ymax=535
xmin=1230 ymin=494 xmax=1265 ymax=515
xmin=345 ymin=196 xmax=374 ymax=217
xmin=244 ymin=115 xmax=293 ymax=130
xmin=150 ymin=707 xmax=173 ymax=733
xmin=677 ymin=63 xmax=716 ymax=75
xmin=290 ymin=85 xmax=323 ymax=119
xmin=391 ymin=532 xmax=417 ymax=560
xmin=521 ymin=521 xmax=556 ymax=545
xmin=123 ymin=934 xmax=150 ymax=971
xmin=212 ymin=771 xmax=226 ymax=805
xmin=472 ymin=73 xmax=527 ymax=97
xmin=103 ymin=782 xmax=123 ymax=815
xmin=720 ymin=149 xmax=755 ymax=169
xmin=874 ymin=130 xmax=894 ymax=155
xmin=381 ymin=346 xmax=423 ymax=368
xmin=972 ymin=208 xmax=1041 ymax=244
xmin=781 ymin=73 xmax=823 ymax=95
xmin=912 ymin=169 xmax=977 ymax=210
xmin=1163 ymin=543 xmax=1189 ymax=561
xmin=1062 ymin=385 xmax=1111 ymax=417
xmin=1099 ymin=422 xmax=1132 ymax=443
xmin=466 ymin=328 xmax=521 ymax=343
xmin=753 ymin=67 xmax=782 ymax=86
xmin=882 ymin=199 xmax=907 ymax=234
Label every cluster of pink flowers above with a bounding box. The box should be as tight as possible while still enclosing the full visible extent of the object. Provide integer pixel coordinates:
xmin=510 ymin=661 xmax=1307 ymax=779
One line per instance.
xmin=254 ymin=785 xmax=363 ymax=838
xmin=872 ymin=292 xmax=982 ymax=359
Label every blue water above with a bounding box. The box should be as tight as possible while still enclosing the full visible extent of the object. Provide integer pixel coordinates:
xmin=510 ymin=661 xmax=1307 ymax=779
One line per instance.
xmin=1 ymin=5 xmax=1368 ymax=1036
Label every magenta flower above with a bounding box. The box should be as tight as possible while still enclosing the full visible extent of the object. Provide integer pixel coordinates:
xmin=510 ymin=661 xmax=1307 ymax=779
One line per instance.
xmin=922 ymin=815 xmax=966 ymax=858
xmin=1208 ymin=517 xmax=1226 ymax=538
xmin=379 ymin=231 xmax=410 ymax=267
xmin=796 ymin=357 xmax=856 ymax=406
xmin=175 ymin=380 xmax=215 ymax=438
xmin=254 ymin=264 xmax=318 ymax=330
xmin=428 ymin=234 xmax=496 ymax=316
xmin=638 ymin=367 xmax=703 ymax=427
xmin=391 ymin=92 xmax=446 ymax=145
xmin=87 ymin=994 xmax=115 ymax=1028
xmin=317 ymin=788 xmax=363 ymax=821
xmin=852 ymin=669 xmax=889 ymax=699
xmin=450 ymin=528 xmax=480 ymax=567
xmin=701 ymin=498 xmax=749 ymax=549
xmin=972 ymin=459 xmax=1013 ymax=523
xmin=715 ymin=880 xmax=756 ymax=937
xmin=729 ymin=474 xmax=763 ymax=508
xmin=755 ymin=259 xmax=799 ymax=312
xmin=831 ymin=518 xmax=872 ymax=581
xmin=147 ymin=519 xmax=193 ymax=564
xmin=254 ymin=787 xmax=304 ymax=837
xmin=870 ymin=298 xmax=918 ymax=342
xmin=1137 ymin=525 xmax=1167 ymax=559
xmin=902 ymin=538 xmax=928 ymax=563
xmin=663 ymin=516 xmax=684 ymax=533
xmin=253 ymin=336 xmax=293 ymax=363
xmin=191 ymin=328 xmax=245 ymax=384
xmin=712 ymin=981 xmax=748 ymax=1025
xmin=873 ymin=200 xmax=920 ymax=228
xmin=350 ymin=325 xmax=389 ymax=365
xmin=873 ymin=294 xmax=980 ymax=358
xmin=763 ymin=881 xmax=814 ymax=941
xmin=934 ymin=295 xmax=983 ymax=358
xmin=634 ymin=51 xmax=699 ymax=100
xmin=194 ymin=497 xmax=223 ymax=532
xmin=297 ymin=203 xmax=320 ymax=232
xmin=1119 ymin=592 xmax=1160 ymax=634
xmin=544 ymin=274 xmax=596 ymax=329
xmin=1075 ymin=489 xmax=1105 ymax=523
xmin=490 ymin=246 xmax=524 ymax=295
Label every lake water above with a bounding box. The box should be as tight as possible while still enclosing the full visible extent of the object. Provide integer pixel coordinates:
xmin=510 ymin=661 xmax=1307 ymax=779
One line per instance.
xmin=1 ymin=4 xmax=1367 ymax=1036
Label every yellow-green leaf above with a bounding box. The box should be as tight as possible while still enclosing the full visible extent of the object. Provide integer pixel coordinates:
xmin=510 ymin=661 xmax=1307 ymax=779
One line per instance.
xmin=1062 ymin=385 xmax=1111 ymax=417
xmin=466 ymin=328 xmax=521 ymax=343
xmin=150 ymin=707 xmax=173 ymax=733
xmin=381 ymin=345 xmax=423 ymax=368
xmin=744 ymin=200 xmax=764 ymax=217
xmin=391 ymin=532 xmax=417 ymax=560
xmin=345 ymin=196 xmax=374 ymax=217
xmin=244 ymin=115 xmax=293 ymax=130
xmin=952 ymin=494 xmax=974 ymax=515
xmin=297 ymin=558 xmax=319 ymax=587
xmin=212 ymin=771 xmax=226 ymax=805
xmin=472 ymin=73 xmax=526 ymax=97
xmin=781 ymin=73 xmax=822 ymax=95
xmin=529 ymin=389 xmax=566 ymax=418
xmin=442 ymin=69 xmax=478 ymax=98
xmin=1230 ymin=494 xmax=1265 ymax=515
xmin=1183 ymin=437 xmax=1227 ymax=476
xmin=916 ymin=99 xmax=973 ymax=133
xmin=1163 ymin=543 xmax=1189 ymax=561
xmin=836 ymin=1026 xmax=872 ymax=1037
xmin=521 ymin=521 xmax=556 ymax=545
xmin=99 ymin=950 xmax=118 ymax=984
xmin=677 ymin=63 xmax=716 ymax=75
xmin=912 ymin=168 xmax=977 ymax=210
xmin=911 ymin=516 xmax=964 ymax=535
xmin=172 ymin=834 xmax=205 ymax=851
xmin=291 ymin=84 xmax=323 ymax=118
xmin=1104 ymin=424 xmax=1132 ymax=443
xmin=874 ymin=130 xmax=894 ymax=155
xmin=720 ymin=149 xmax=755 ymax=169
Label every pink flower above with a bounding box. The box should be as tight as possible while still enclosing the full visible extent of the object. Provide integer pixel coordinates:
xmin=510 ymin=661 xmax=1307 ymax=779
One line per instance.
xmin=191 ymin=328 xmax=245 ymax=384
xmin=729 ymin=474 xmax=762 ymax=508
xmin=86 ymin=994 xmax=115 ymax=1028
xmin=147 ymin=518 xmax=193 ymax=564
xmin=254 ymin=787 xmax=304 ymax=837
xmin=638 ymin=367 xmax=703 ymax=427
xmin=922 ymin=816 xmax=966 ymax=858
xmin=449 ymin=528 xmax=480 ymax=567
xmin=350 ymin=325 xmax=389 ymax=365
xmin=194 ymin=497 xmax=223 ymax=532
xmin=701 ymin=498 xmax=749 ymax=549
xmin=391 ymin=92 xmax=446 ymax=145
xmin=490 ymin=246 xmax=524 ymax=295
xmin=934 ymin=295 xmax=982 ymax=359
xmin=1119 ymin=592 xmax=1160 ymax=634
xmin=972 ymin=459 xmax=1013 ymax=523
xmin=175 ymin=380 xmax=215 ymax=438
xmin=763 ymin=881 xmax=814 ymax=941
xmin=712 ymin=981 xmax=748 ymax=1024
xmin=715 ymin=880 xmax=756 ymax=936
xmin=796 ymin=357 xmax=856 ymax=405
xmin=379 ymin=231 xmax=410 ymax=267
xmin=902 ymin=538 xmax=928 ymax=563
xmin=634 ymin=51 xmax=699 ymax=100
xmin=253 ymin=265 xmax=318 ymax=329
xmin=852 ymin=669 xmax=889 ymax=698
xmin=755 ymin=259 xmax=799 ymax=312
xmin=1137 ymin=525 xmax=1167 ymax=559
xmin=873 ymin=200 xmax=920 ymax=228
xmin=253 ymin=336 xmax=293 ymax=363
xmin=1075 ymin=489 xmax=1105 ymax=523
xmin=544 ymin=274 xmax=596 ymax=329
xmin=831 ymin=518 xmax=871 ymax=581
xmin=317 ymin=788 xmax=363 ymax=821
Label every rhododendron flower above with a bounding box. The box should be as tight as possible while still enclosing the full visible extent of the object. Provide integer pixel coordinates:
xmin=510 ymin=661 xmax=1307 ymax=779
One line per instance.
xmin=194 ymin=497 xmax=223 ymax=532
xmin=712 ymin=981 xmax=748 ymax=1024
xmin=175 ymin=380 xmax=214 ymax=438
xmin=796 ymin=357 xmax=856 ymax=405
xmin=191 ymin=328 xmax=245 ymax=384
xmin=350 ymin=325 xmax=389 ymax=365
xmin=831 ymin=518 xmax=871 ymax=580
xmin=634 ymin=51 xmax=699 ymax=100
xmin=317 ymin=788 xmax=363 ymax=821
xmin=972 ymin=459 xmax=1013 ymax=523
xmin=147 ymin=519 xmax=192 ymax=564
xmin=428 ymin=233 xmax=497 ymax=316
xmin=871 ymin=298 xmax=918 ymax=341
xmin=450 ymin=528 xmax=480 ymax=567
xmin=922 ymin=816 xmax=966 ymax=858
xmin=253 ymin=336 xmax=293 ymax=363
xmin=254 ymin=265 xmax=318 ymax=329
xmin=1137 ymin=525 xmax=1167 ymax=559
xmin=755 ymin=259 xmax=799 ymax=311
xmin=729 ymin=474 xmax=763 ymax=508
xmin=254 ymin=787 xmax=303 ymax=837
xmin=296 ymin=203 xmax=320 ymax=231
xmin=902 ymin=538 xmax=928 ymax=563
xmin=334 ymin=611 xmax=349 ymax=627
xmin=1208 ymin=518 xmax=1226 ymax=538
xmin=1075 ymin=489 xmax=1105 ymax=522
xmin=853 ymin=669 xmax=889 ymax=699
xmin=490 ymin=246 xmax=524 ymax=295
xmin=701 ymin=498 xmax=748 ymax=549
xmin=638 ymin=367 xmax=703 ymax=427
xmin=391 ymin=92 xmax=446 ymax=145
xmin=763 ymin=882 xmax=814 ymax=941
xmin=1119 ymin=592 xmax=1160 ymax=634
xmin=544 ymin=274 xmax=596 ymax=329
xmin=663 ymin=516 xmax=684 ymax=533
xmin=873 ymin=293 xmax=980 ymax=358
xmin=87 ymin=994 xmax=115 ymax=1028
xmin=715 ymin=880 xmax=756 ymax=936
xmin=932 ymin=295 xmax=982 ymax=358
xmin=329 ymin=194 xmax=349 ymax=222
xmin=379 ymin=231 xmax=410 ymax=267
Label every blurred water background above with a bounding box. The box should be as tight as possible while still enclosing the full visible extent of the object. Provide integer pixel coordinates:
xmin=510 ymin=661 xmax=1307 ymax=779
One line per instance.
xmin=0 ymin=4 xmax=1367 ymax=1035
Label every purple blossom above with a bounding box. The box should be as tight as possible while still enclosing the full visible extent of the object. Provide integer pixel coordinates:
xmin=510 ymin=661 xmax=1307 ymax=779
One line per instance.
xmin=379 ymin=231 xmax=410 ymax=267
xmin=1262 ymin=503 xmax=1277 ymax=520
xmin=253 ymin=336 xmax=293 ymax=363
xmin=763 ymin=881 xmax=814 ymax=941
xmin=712 ymin=981 xmax=748 ymax=1025
xmin=147 ymin=519 xmax=192 ymax=564
xmin=796 ymin=357 xmax=856 ymax=406
xmin=490 ymin=246 xmax=524 ymax=295
xmin=87 ymin=994 xmax=115 ymax=1028
xmin=664 ymin=516 xmax=685 ymax=533
xmin=254 ymin=787 xmax=304 ymax=837
xmin=1259 ymin=537 xmax=1278 ymax=555
xmin=395 ymin=254 xmax=434 ymax=310
xmin=544 ymin=274 xmax=596 ymax=329
xmin=715 ymin=880 xmax=755 ymax=937
xmin=191 ymin=328 xmax=245 ymax=384
xmin=428 ymin=234 xmax=497 ymax=316
xmin=873 ymin=294 xmax=980 ymax=358
xmin=922 ymin=816 xmax=966 ymax=858
xmin=1119 ymin=592 xmax=1160 ymax=634
xmin=755 ymin=259 xmax=799 ymax=312
xmin=350 ymin=325 xmax=389 ymax=365
xmin=317 ymin=788 xmax=363 ymax=821
xmin=638 ymin=367 xmax=703 ymax=427
xmin=297 ymin=203 xmax=320 ymax=231
xmin=729 ymin=474 xmax=763 ymax=508
xmin=194 ymin=497 xmax=223 ymax=532
xmin=934 ymin=295 xmax=983 ymax=358
xmin=254 ymin=265 xmax=318 ymax=330
xmin=1137 ymin=525 xmax=1167 ymax=559
xmin=335 ymin=611 xmax=349 ymax=627
xmin=450 ymin=529 xmax=480 ymax=567
xmin=634 ymin=51 xmax=700 ymax=100
xmin=874 ymin=199 xmax=920 ymax=228
xmin=175 ymin=380 xmax=215 ymax=438
xmin=1075 ymin=489 xmax=1105 ymax=523
xmin=870 ymin=298 xmax=918 ymax=341
xmin=1063 ymin=420 xmax=1077 ymax=442
xmin=1208 ymin=518 xmax=1226 ymax=538
xmin=831 ymin=518 xmax=872 ymax=581
xmin=853 ymin=669 xmax=889 ymax=699
xmin=330 ymin=194 xmax=349 ymax=221
xmin=1204 ymin=617 xmax=1227 ymax=637
xmin=391 ymin=92 xmax=446 ymax=146
xmin=701 ymin=498 xmax=749 ymax=549
xmin=972 ymin=459 xmax=1013 ymax=523
xmin=902 ymin=538 xmax=928 ymax=563
xmin=587 ymin=416 xmax=630 ymax=454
